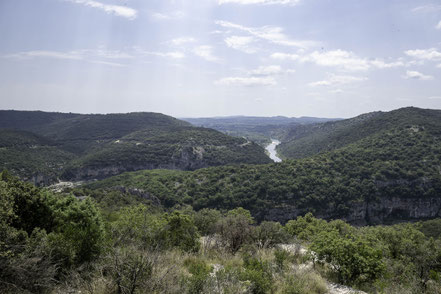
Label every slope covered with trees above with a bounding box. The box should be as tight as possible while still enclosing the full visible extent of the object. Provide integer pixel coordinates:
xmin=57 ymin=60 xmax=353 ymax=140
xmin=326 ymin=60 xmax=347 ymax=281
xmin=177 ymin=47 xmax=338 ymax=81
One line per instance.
xmin=84 ymin=107 xmax=441 ymax=224
xmin=0 ymin=110 xmax=271 ymax=184
xmin=277 ymin=107 xmax=441 ymax=159
xmin=1 ymin=172 xmax=440 ymax=294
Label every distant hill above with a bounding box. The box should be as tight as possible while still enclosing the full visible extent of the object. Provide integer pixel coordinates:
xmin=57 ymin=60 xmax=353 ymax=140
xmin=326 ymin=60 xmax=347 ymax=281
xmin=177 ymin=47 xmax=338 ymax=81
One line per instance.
xmin=182 ymin=116 xmax=340 ymax=146
xmin=0 ymin=129 xmax=75 ymax=185
xmin=0 ymin=110 xmax=271 ymax=184
xmin=277 ymin=107 xmax=441 ymax=159
xmin=85 ymin=107 xmax=441 ymax=225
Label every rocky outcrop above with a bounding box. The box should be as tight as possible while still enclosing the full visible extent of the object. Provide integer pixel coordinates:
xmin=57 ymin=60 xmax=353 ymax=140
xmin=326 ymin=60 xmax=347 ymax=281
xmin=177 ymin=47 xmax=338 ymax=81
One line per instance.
xmin=61 ymin=146 xmax=212 ymax=181
xmin=262 ymin=197 xmax=441 ymax=225
xmin=28 ymin=173 xmax=57 ymax=187
xmin=347 ymin=196 xmax=441 ymax=225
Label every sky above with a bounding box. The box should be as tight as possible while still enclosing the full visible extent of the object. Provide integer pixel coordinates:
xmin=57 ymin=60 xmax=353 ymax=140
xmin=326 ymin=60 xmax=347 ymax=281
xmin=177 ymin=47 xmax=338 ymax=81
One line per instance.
xmin=0 ymin=0 xmax=441 ymax=118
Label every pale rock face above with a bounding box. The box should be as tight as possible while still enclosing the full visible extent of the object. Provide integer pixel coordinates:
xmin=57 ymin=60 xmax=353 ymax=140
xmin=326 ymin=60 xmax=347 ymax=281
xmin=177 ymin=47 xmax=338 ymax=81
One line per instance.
xmin=61 ymin=146 xmax=209 ymax=181
xmin=262 ymin=197 xmax=441 ymax=225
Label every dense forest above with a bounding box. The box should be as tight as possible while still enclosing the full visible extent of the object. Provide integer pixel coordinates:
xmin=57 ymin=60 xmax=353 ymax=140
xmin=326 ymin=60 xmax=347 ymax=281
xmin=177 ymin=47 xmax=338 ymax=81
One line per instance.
xmin=1 ymin=171 xmax=440 ymax=294
xmin=80 ymin=107 xmax=441 ymax=224
xmin=0 ymin=111 xmax=270 ymax=185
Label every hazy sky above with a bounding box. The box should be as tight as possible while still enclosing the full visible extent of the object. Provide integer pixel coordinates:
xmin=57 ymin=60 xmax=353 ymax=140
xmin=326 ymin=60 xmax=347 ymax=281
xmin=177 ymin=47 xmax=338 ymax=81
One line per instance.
xmin=1 ymin=0 xmax=441 ymax=118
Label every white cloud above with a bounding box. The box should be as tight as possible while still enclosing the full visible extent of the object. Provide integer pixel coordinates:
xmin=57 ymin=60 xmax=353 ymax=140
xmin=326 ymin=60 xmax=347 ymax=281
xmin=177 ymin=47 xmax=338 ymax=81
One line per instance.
xmin=248 ymin=65 xmax=283 ymax=76
xmin=151 ymin=11 xmax=185 ymax=21
xmin=224 ymin=36 xmax=257 ymax=54
xmin=169 ymin=37 xmax=196 ymax=46
xmin=412 ymin=5 xmax=441 ymax=13
xmin=215 ymin=76 xmax=276 ymax=86
xmin=405 ymin=48 xmax=441 ymax=61
xmin=215 ymin=20 xmax=318 ymax=48
xmin=64 ymin=0 xmax=137 ymax=19
xmin=428 ymin=96 xmax=441 ymax=100
xmin=5 ymin=48 xmax=186 ymax=66
xmin=193 ymin=46 xmax=220 ymax=62
xmin=272 ymin=50 xmax=405 ymax=71
xmin=436 ymin=21 xmax=441 ymax=30
xmin=143 ymin=51 xmax=185 ymax=59
xmin=302 ymin=50 xmax=370 ymax=71
xmin=4 ymin=49 xmax=135 ymax=60
xmin=404 ymin=70 xmax=434 ymax=80
xmin=4 ymin=50 xmax=84 ymax=60
xmin=3 ymin=49 xmax=133 ymax=67
xmin=370 ymin=59 xmax=406 ymax=69
xmin=76 ymin=49 xmax=133 ymax=59
xmin=90 ymin=60 xmax=126 ymax=67
xmin=270 ymin=52 xmax=300 ymax=61
xmin=308 ymin=74 xmax=367 ymax=87
xmin=330 ymin=88 xmax=344 ymax=94
xmin=218 ymin=0 xmax=300 ymax=5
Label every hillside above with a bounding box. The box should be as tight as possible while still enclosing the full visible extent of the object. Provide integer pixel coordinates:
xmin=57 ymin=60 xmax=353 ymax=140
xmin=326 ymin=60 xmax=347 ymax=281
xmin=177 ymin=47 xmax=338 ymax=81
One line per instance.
xmin=182 ymin=116 xmax=340 ymax=146
xmin=84 ymin=107 xmax=441 ymax=225
xmin=61 ymin=126 xmax=271 ymax=180
xmin=3 ymin=171 xmax=440 ymax=294
xmin=277 ymin=107 xmax=441 ymax=159
xmin=0 ymin=129 xmax=75 ymax=185
xmin=0 ymin=110 xmax=271 ymax=184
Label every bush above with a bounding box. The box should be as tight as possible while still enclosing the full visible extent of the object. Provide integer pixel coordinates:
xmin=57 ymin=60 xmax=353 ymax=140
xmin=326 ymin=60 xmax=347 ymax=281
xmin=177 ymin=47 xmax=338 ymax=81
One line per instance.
xmin=281 ymin=271 xmax=328 ymax=294
xmin=253 ymin=221 xmax=289 ymax=248
xmin=274 ymin=248 xmax=291 ymax=270
xmin=240 ymin=255 xmax=273 ymax=294
xmin=310 ymin=230 xmax=385 ymax=285
xmin=194 ymin=208 xmax=222 ymax=236
xmin=216 ymin=208 xmax=254 ymax=254
xmin=183 ymin=257 xmax=213 ymax=294
xmin=165 ymin=211 xmax=201 ymax=253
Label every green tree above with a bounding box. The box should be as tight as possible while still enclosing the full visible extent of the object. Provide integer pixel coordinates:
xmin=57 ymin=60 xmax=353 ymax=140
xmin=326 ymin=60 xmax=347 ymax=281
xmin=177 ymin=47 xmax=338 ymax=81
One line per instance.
xmin=310 ymin=230 xmax=385 ymax=285
xmin=216 ymin=208 xmax=254 ymax=254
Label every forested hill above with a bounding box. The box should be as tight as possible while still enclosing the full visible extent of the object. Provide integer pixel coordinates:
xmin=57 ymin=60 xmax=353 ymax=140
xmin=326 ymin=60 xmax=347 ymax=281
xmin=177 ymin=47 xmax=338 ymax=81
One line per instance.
xmin=182 ymin=115 xmax=340 ymax=146
xmin=83 ymin=107 xmax=441 ymax=225
xmin=0 ymin=110 xmax=271 ymax=185
xmin=277 ymin=107 xmax=441 ymax=159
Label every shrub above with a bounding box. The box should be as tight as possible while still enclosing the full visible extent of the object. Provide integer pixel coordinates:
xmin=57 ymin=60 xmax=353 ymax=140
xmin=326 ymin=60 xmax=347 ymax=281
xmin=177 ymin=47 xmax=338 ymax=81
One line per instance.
xmin=253 ymin=221 xmax=289 ymax=248
xmin=165 ymin=211 xmax=200 ymax=253
xmin=274 ymin=248 xmax=291 ymax=270
xmin=240 ymin=255 xmax=273 ymax=294
xmin=194 ymin=208 xmax=221 ymax=236
xmin=183 ymin=257 xmax=213 ymax=294
xmin=216 ymin=208 xmax=254 ymax=254
xmin=310 ymin=230 xmax=385 ymax=285
xmin=281 ymin=271 xmax=327 ymax=294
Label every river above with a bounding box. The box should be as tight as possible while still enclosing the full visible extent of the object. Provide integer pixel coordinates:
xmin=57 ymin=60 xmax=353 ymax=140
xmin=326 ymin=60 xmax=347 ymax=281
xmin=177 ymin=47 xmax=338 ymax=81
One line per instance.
xmin=265 ymin=139 xmax=282 ymax=162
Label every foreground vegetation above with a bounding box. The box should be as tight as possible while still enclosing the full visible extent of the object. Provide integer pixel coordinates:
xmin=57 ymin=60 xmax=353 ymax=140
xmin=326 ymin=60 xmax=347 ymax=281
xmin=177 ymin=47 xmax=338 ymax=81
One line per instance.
xmin=1 ymin=171 xmax=440 ymax=294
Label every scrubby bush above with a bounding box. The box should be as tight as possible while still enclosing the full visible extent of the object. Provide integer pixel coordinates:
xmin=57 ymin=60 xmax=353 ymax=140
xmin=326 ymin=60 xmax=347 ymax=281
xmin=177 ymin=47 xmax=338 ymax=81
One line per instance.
xmin=240 ymin=255 xmax=274 ymax=294
xmin=310 ymin=229 xmax=385 ymax=285
xmin=165 ymin=211 xmax=200 ymax=253
xmin=215 ymin=207 xmax=254 ymax=254
xmin=183 ymin=257 xmax=213 ymax=294
xmin=194 ymin=208 xmax=221 ymax=236
xmin=281 ymin=271 xmax=328 ymax=294
xmin=0 ymin=171 xmax=105 ymax=292
xmin=253 ymin=221 xmax=289 ymax=248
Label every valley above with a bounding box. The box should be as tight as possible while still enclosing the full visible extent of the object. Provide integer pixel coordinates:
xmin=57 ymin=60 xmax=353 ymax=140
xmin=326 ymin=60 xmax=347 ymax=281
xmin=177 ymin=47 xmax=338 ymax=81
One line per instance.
xmin=1 ymin=106 xmax=441 ymax=294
